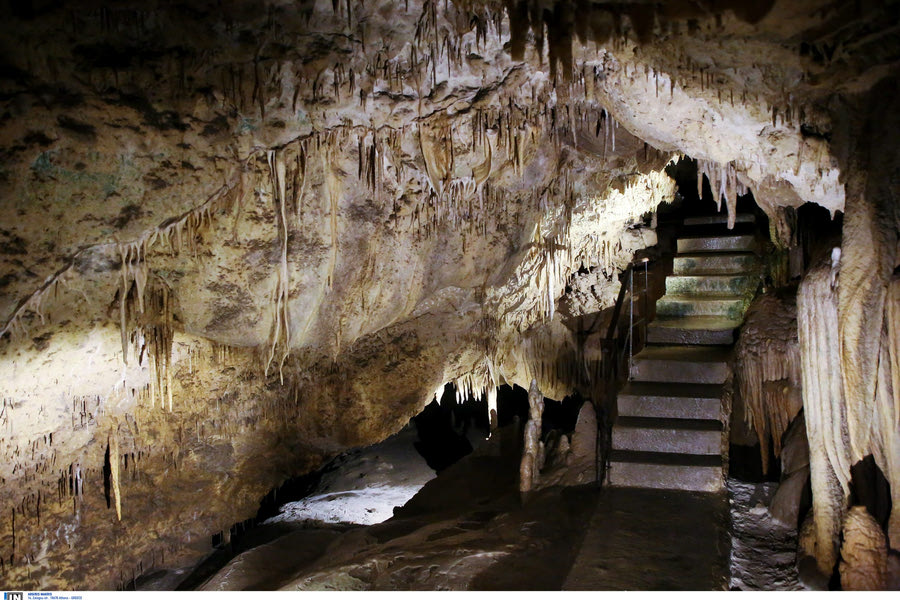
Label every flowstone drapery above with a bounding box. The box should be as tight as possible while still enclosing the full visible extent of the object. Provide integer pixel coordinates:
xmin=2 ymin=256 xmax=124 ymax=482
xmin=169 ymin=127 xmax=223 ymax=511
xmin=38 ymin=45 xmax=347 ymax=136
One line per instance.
xmin=735 ymin=294 xmax=802 ymax=474
xmin=798 ymin=258 xmax=851 ymax=574
xmin=799 ymin=251 xmax=900 ymax=577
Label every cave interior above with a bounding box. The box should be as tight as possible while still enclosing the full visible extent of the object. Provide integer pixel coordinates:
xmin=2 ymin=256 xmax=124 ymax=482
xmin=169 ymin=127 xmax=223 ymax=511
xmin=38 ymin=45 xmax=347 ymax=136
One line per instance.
xmin=0 ymin=0 xmax=899 ymax=592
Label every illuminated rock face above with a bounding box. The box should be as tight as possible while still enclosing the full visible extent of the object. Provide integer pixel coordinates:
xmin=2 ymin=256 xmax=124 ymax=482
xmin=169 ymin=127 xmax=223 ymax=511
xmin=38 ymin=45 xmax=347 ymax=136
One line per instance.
xmin=839 ymin=506 xmax=888 ymax=590
xmin=0 ymin=0 xmax=897 ymax=589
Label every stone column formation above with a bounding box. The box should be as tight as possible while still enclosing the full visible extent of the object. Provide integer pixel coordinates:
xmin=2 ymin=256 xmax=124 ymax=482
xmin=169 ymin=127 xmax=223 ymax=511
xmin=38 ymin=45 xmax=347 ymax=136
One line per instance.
xmin=520 ymin=378 xmax=544 ymax=494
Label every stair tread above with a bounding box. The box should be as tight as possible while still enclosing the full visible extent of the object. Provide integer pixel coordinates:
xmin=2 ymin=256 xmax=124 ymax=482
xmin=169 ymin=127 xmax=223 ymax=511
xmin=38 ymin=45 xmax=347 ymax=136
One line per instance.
xmin=671 ymin=271 xmax=757 ymax=278
xmin=677 ymin=233 xmax=755 ymax=241
xmin=672 ymin=253 xmax=759 ymax=275
xmin=619 ymin=381 xmax=724 ymax=399
xmin=659 ymin=293 xmax=749 ymax=301
xmin=610 ymin=449 xmax=723 ymax=467
xmin=634 ymin=345 xmax=730 ymax=362
xmin=675 ymin=251 xmax=757 ymax=259
xmin=667 ymin=274 xmax=755 ymax=281
xmin=676 ymin=235 xmax=757 ymax=254
xmin=649 ymin=316 xmax=743 ymax=331
xmin=615 ymin=416 xmax=723 ymax=432
xmin=683 ymin=214 xmax=755 ymax=226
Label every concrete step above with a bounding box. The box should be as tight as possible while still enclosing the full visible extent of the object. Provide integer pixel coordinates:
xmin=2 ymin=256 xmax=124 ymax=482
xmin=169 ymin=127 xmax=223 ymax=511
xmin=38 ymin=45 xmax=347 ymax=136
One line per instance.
xmin=676 ymin=234 xmax=756 ymax=254
xmin=656 ymin=294 xmax=751 ymax=320
xmin=646 ymin=316 xmax=742 ymax=345
xmin=617 ymin=382 xmax=723 ymax=420
xmin=608 ymin=450 xmax=724 ymax=492
xmin=683 ymin=213 xmax=755 ymax=227
xmin=612 ymin=417 xmax=723 ymax=455
xmin=665 ymin=274 xmax=757 ymax=296
xmin=630 ymin=345 xmax=730 ymax=384
xmin=673 ymin=253 xmax=757 ymax=276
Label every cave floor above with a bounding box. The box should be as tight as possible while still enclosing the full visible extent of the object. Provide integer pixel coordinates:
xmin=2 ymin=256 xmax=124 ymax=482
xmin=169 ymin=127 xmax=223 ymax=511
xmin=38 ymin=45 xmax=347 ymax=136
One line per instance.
xmin=564 ymin=488 xmax=730 ymax=590
xmin=179 ymin=425 xmax=739 ymax=591
xmin=197 ymin=485 xmax=732 ymax=591
xmin=133 ymin=417 xmax=814 ymax=591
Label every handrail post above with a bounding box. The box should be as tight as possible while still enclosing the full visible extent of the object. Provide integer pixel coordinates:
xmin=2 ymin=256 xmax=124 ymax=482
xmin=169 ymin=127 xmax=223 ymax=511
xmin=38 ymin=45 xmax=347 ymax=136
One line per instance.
xmin=642 ymin=258 xmax=649 ymax=351
xmin=628 ymin=268 xmax=634 ymax=380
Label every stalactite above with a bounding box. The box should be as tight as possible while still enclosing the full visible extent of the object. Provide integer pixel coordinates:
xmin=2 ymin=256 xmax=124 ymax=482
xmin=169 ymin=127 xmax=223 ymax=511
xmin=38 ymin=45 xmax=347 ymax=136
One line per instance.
xmin=694 ymin=159 xmax=749 ymax=229
xmin=324 ymin=146 xmax=340 ymax=294
xmin=418 ymin=121 xmax=453 ymax=197
xmin=1 ymin=167 xmax=243 ymax=345
xmin=735 ymin=294 xmax=802 ymax=473
xmin=109 ymin=429 xmax=121 ymax=521
xmin=265 ymin=150 xmax=292 ymax=382
xmin=725 ymin=164 xmax=737 ymax=228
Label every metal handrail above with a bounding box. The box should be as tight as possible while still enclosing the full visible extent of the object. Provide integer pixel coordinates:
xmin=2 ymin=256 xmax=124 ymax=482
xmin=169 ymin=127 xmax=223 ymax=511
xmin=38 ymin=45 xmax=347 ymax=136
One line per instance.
xmin=601 ymin=257 xmax=651 ymax=381
xmin=627 ymin=257 xmax=650 ymax=380
xmin=597 ymin=256 xmax=653 ymax=486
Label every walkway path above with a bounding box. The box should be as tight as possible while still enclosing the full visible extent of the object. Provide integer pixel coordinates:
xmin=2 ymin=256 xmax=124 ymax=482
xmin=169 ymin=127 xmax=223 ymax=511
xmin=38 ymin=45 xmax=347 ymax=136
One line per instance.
xmin=564 ymin=487 xmax=730 ymax=590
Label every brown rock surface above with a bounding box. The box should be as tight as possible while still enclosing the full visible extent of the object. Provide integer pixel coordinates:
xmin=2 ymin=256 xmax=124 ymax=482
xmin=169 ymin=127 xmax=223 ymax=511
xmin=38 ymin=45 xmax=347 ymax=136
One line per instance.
xmin=839 ymin=505 xmax=888 ymax=590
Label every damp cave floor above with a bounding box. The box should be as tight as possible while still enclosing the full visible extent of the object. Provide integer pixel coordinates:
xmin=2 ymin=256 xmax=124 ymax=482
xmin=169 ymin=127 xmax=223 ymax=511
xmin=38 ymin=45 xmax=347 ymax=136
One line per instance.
xmin=564 ymin=487 xmax=730 ymax=590
xmin=171 ymin=425 xmax=740 ymax=591
xmin=196 ymin=485 xmax=732 ymax=591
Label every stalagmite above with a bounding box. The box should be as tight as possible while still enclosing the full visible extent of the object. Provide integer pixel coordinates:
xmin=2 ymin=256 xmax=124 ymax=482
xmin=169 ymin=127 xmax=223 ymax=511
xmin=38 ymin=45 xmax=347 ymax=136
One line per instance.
xmin=520 ymin=378 xmax=543 ymax=495
xmin=839 ymin=506 xmax=888 ymax=590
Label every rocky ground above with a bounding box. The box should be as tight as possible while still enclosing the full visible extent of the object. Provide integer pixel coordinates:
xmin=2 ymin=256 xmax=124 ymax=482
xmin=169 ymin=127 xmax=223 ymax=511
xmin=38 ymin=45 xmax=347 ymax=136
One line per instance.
xmin=728 ymin=479 xmax=806 ymax=590
xmin=130 ymin=421 xmax=813 ymax=591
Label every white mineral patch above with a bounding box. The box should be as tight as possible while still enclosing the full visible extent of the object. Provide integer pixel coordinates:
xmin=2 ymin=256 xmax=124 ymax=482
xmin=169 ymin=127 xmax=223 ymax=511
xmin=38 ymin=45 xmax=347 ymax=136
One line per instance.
xmin=264 ymin=426 xmax=435 ymax=526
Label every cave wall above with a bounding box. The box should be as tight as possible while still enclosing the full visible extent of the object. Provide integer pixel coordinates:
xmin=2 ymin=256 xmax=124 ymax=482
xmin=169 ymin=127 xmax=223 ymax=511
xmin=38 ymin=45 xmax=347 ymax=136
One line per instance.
xmin=0 ymin=0 xmax=897 ymax=589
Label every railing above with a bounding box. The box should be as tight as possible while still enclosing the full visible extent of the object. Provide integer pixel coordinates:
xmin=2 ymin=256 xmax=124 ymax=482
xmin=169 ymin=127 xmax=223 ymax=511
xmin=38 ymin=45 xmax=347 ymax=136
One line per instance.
xmin=596 ymin=257 xmax=653 ymax=486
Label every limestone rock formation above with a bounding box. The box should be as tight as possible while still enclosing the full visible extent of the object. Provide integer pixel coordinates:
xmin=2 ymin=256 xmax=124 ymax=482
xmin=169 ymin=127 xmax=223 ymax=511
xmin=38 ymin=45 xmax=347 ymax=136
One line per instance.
xmin=798 ymin=257 xmax=851 ymax=575
xmin=519 ymin=378 xmax=544 ymax=494
xmin=0 ymin=0 xmax=898 ymax=589
xmin=561 ymin=401 xmax=597 ymax=486
xmin=839 ymin=505 xmax=888 ymax=591
xmin=769 ymin=415 xmax=810 ymax=528
xmin=735 ymin=292 xmax=802 ymax=474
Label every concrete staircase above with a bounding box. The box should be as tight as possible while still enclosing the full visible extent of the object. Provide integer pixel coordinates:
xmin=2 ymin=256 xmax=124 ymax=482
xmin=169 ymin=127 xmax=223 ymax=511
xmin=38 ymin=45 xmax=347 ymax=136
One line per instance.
xmin=608 ymin=213 xmax=759 ymax=493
